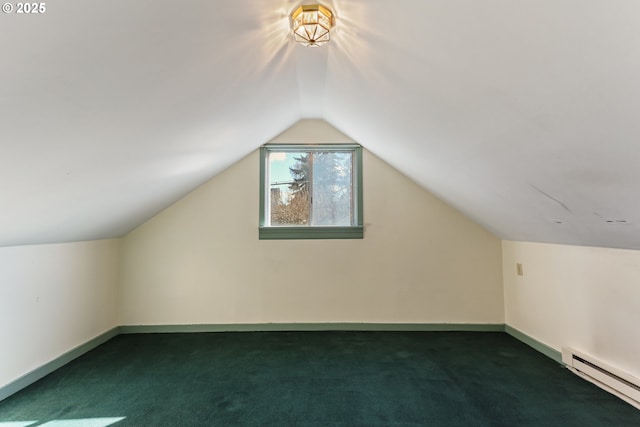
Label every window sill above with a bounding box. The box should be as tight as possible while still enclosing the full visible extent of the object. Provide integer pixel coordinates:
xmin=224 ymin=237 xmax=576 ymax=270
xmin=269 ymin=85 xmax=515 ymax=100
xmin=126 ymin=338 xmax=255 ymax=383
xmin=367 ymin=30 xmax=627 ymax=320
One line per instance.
xmin=259 ymin=226 xmax=364 ymax=240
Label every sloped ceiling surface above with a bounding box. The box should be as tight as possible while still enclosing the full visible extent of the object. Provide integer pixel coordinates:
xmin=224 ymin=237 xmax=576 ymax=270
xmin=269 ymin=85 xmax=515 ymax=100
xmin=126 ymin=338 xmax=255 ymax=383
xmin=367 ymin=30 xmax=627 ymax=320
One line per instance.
xmin=2 ymin=1 xmax=640 ymax=249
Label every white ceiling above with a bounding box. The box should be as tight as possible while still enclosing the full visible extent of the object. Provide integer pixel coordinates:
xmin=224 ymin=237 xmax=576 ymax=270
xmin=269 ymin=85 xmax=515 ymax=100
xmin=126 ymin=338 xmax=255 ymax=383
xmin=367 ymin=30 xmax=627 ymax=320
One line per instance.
xmin=2 ymin=0 xmax=640 ymax=249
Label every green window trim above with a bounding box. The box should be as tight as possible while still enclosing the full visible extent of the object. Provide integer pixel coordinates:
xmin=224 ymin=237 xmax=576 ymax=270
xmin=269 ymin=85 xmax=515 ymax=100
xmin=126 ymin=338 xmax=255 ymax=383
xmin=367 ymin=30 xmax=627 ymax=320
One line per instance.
xmin=259 ymin=144 xmax=363 ymax=240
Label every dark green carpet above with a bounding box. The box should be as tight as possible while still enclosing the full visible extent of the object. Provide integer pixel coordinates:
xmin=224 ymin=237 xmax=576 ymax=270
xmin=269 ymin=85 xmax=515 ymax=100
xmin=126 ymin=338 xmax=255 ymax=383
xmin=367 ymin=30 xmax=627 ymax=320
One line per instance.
xmin=1 ymin=332 xmax=639 ymax=426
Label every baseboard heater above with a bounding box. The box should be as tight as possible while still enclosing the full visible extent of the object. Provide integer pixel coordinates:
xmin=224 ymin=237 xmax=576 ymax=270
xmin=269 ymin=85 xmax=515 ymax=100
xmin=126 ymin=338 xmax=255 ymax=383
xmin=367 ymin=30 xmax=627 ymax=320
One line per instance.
xmin=562 ymin=347 xmax=640 ymax=410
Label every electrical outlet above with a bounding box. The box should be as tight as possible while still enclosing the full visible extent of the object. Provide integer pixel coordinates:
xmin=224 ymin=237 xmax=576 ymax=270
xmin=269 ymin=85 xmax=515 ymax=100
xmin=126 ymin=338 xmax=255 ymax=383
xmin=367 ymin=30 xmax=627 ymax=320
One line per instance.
xmin=516 ymin=263 xmax=523 ymax=276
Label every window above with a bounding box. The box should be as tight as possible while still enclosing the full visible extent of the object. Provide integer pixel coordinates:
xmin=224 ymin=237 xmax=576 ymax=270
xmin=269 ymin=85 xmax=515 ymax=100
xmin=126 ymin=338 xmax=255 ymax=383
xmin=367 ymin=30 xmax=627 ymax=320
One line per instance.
xmin=259 ymin=144 xmax=363 ymax=239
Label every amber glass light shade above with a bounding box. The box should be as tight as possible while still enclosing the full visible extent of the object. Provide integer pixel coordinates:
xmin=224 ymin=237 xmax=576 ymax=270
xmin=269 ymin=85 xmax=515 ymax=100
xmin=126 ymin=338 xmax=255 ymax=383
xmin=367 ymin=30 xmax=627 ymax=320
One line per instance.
xmin=291 ymin=4 xmax=334 ymax=47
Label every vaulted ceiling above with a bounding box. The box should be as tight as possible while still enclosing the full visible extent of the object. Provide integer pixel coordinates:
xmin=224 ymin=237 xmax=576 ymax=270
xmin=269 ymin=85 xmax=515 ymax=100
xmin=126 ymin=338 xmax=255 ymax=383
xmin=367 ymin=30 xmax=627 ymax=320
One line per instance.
xmin=2 ymin=1 xmax=640 ymax=249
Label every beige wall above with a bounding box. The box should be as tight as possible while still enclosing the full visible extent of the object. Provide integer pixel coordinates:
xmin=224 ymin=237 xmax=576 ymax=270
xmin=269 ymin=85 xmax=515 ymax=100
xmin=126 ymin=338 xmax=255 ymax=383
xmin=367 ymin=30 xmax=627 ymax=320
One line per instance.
xmin=0 ymin=239 xmax=120 ymax=389
xmin=503 ymin=240 xmax=640 ymax=379
xmin=119 ymin=120 xmax=504 ymax=326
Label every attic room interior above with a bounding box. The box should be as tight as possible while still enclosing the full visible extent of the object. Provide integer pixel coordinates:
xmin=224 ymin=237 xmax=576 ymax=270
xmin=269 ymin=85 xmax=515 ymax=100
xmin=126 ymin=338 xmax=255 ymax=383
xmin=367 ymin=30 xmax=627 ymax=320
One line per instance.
xmin=1 ymin=0 xmax=639 ymax=425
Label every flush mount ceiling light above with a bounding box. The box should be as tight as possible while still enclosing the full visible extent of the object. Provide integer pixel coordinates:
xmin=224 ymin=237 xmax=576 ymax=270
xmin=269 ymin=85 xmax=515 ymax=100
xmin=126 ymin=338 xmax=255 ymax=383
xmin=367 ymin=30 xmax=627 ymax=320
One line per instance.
xmin=291 ymin=4 xmax=334 ymax=47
